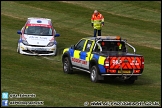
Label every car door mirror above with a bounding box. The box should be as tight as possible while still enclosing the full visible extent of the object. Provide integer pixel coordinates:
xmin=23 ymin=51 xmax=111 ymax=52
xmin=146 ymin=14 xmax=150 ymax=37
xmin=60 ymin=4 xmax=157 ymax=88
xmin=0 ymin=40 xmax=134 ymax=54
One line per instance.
xmin=17 ymin=30 xmax=22 ymax=34
xmin=55 ymin=33 xmax=60 ymax=37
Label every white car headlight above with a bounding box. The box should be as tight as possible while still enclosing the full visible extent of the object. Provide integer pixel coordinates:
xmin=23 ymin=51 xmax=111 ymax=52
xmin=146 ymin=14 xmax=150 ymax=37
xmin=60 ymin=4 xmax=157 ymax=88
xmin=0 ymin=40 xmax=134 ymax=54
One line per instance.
xmin=47 ymin=42 xmax=54 ymax=47
xmin=22 ymin=40 xmax=29 ymax=45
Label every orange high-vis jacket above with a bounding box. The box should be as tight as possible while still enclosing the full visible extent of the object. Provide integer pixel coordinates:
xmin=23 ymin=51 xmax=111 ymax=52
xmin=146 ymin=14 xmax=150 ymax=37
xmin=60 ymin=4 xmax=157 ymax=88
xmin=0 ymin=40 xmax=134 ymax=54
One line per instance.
xmin=91 ymin=12 xmax=104 ymax=30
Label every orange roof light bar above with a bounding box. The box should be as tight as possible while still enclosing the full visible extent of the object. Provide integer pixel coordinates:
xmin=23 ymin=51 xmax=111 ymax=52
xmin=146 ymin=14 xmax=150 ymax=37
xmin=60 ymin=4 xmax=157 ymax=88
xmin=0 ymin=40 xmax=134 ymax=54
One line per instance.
xmin=97 ymin=36 xmax=121 ymax=40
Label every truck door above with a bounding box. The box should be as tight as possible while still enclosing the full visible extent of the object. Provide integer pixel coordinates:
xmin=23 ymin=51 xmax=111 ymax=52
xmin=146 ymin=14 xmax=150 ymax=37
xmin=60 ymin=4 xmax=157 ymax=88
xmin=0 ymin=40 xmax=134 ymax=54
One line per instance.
xmin=71 ymin=39 xmax=86 ymax=67
xmin=80 ymin=40 xmax=94 ymax=69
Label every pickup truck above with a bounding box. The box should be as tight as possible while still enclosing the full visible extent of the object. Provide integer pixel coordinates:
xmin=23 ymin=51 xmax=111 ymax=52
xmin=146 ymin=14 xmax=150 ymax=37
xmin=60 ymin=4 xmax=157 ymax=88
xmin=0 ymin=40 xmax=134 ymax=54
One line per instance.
xmin=62 ymin=36 xmax=144 ymax=84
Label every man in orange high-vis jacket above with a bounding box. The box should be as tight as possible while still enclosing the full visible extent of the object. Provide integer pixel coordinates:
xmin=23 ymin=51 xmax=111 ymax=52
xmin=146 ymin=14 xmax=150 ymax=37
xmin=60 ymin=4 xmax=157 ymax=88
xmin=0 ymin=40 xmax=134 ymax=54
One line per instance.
xmin=91 ymin=10 xmax=104 ymax=37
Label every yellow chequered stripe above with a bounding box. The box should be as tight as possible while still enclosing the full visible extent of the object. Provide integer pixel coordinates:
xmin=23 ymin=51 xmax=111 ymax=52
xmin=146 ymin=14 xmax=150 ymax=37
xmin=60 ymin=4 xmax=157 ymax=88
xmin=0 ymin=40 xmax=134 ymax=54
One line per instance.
xmin=85 ymin=52 xmax=93 ymax=61
xmin=98 ymin=56 xmax=106 ymax=65
xmin=74 ymin=50 xmax=80 ymax=59
xmin=86 ymin=52 xmax=90 ymax=61
xmin=90 ymin=54 xmax=93 ymax=60
xmin=63 ymin=48 xmax=69 ymax=54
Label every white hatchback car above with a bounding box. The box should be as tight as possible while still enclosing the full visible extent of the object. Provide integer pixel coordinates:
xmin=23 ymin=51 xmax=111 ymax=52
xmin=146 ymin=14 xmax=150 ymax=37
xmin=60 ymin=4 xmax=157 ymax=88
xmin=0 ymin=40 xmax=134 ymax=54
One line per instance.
xmin=17 ymin=17 xmax=60 ymax=56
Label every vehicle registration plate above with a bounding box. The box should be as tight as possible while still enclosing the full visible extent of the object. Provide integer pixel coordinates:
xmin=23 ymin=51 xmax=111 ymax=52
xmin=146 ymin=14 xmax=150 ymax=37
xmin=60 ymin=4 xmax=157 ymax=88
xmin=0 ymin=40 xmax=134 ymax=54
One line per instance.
xmin=118 ymin=70 xmax=131 ymax=74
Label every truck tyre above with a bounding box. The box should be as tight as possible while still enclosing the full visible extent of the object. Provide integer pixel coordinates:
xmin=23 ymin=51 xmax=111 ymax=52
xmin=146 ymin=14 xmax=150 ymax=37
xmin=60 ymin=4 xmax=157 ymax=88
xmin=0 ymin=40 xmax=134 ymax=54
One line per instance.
xmin=90 ymin=65 xmax=99 ymax=83
xmin=63 ymin=57 xmax=73 ymax=74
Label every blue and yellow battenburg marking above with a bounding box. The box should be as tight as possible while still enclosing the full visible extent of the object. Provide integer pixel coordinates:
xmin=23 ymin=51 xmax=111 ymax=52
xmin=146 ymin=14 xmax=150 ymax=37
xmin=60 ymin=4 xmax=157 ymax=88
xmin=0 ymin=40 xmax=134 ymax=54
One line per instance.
xmin=63 ymin=48 xmax=107 ymax=73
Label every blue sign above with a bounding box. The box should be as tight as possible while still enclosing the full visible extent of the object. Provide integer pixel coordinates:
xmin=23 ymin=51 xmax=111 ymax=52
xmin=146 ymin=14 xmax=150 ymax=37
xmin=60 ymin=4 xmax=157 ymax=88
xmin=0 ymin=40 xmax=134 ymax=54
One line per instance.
xmin=2 ymin=100 xmax=8 ymax=106
xmin=2 ymin=92 xmax=8 ymax=99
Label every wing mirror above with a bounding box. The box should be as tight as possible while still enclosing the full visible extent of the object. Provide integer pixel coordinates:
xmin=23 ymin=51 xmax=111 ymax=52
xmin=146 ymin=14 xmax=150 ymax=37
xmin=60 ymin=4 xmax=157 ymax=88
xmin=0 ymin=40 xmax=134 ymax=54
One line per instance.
xmin=17 ymin=30 xmax=22 ymax=34
xmin=55 ymin=33 xmax=60 ymax=37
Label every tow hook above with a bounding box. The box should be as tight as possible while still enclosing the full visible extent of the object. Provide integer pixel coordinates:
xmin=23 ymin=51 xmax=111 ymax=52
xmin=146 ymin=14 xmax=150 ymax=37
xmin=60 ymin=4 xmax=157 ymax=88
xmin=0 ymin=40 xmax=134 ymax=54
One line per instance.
xmin=122 ymin=76 xmax=127 ymax=80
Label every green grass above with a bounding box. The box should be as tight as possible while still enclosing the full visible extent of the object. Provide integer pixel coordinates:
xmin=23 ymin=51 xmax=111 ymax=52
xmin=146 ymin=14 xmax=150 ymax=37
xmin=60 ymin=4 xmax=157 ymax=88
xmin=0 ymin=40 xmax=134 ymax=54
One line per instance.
xmin=1 ymin=1 xmax=161 ymax=107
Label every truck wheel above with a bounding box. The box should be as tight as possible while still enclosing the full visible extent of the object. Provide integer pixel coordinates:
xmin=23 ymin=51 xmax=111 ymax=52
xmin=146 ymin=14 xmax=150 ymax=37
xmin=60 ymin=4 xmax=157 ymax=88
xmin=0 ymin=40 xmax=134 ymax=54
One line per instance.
xmin=63 ymin=57 xmax=72 ymax=74
xmin=90 ymin=65 xmax=99 ymax=83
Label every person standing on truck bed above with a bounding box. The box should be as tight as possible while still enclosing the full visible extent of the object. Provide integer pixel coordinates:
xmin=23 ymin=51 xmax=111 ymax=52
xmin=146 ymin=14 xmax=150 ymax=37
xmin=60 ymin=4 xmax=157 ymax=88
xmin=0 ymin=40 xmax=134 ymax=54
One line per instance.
xmin=91 ymin=10 xmax=104 ymax=37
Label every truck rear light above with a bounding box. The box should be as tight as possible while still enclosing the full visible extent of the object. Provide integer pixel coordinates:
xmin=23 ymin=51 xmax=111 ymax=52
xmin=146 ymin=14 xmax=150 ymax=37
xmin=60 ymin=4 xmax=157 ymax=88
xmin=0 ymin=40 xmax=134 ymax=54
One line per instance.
xmin=104 ymin=57 xmax=110 ymax=69
xmin=106 ymin=69 xmax=109 ymax=73
xmin=105 ymin=64 xmax=109 ymax=66
xmin=133 ymin=70 xmax=140 ymax=73
xmin=109 ymin=70 xmax=116 ymax=73
xmin=141 ymin=57 xmax=144 ymax=69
